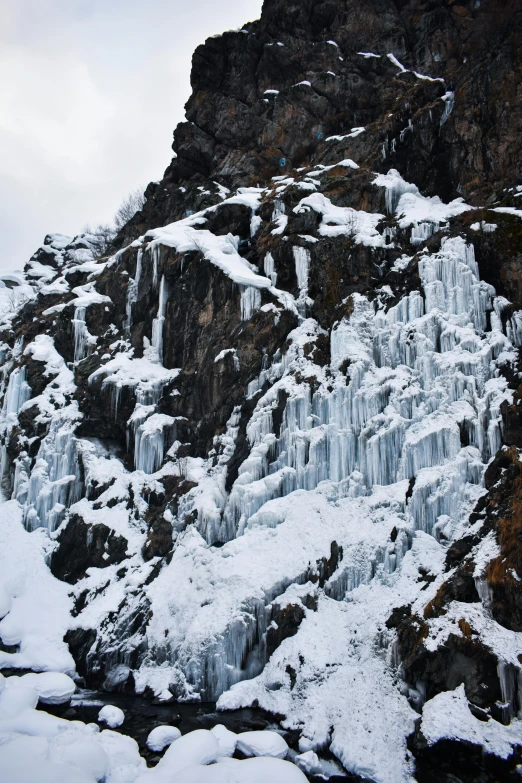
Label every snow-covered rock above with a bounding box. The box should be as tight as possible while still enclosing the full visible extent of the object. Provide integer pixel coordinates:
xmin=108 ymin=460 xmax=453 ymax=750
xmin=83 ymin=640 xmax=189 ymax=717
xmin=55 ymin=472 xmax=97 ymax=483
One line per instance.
xmin=210 ymin=724 xmax=238 ymax=757
xmin=98 ymin=705 xmax=125 ymax=728
xmin=6 ymin=672 xmax=76 ymax=704
xmin=236 ymin=730 xmax=288 ymax=759
xmin=146 ymin=725 xmax=181 ymax=752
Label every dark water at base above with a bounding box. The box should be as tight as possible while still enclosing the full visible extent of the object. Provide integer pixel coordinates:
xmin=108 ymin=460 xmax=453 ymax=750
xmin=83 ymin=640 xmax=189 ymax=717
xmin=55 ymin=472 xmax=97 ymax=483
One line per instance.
xmin=42 ymin=689 xmax=354 ymax=781
xmin=45 ymin=690 xmax=276 ymax=764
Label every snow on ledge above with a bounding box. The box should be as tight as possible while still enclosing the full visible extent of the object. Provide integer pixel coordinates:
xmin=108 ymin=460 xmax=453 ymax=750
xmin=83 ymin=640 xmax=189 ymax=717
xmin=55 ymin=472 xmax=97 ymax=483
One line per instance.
xmin=492 ymin=207 xmax=522 ymax=219
xmin=144 ymin=191 xmax=272 ymax=290
xmin=293 ymin=192 xmax=385 ymax=247
xmin=421 ymin=685 xmax=522 ymax=759
xmin=326 ymin=127 xmax=365 ymax=142
xmin=372 ymin=169 xmax=473 ymax=226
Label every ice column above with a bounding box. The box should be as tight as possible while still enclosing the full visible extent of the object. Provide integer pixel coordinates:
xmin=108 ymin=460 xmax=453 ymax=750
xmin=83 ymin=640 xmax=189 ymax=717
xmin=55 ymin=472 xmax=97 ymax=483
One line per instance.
xmin=383 ymin=172 xmax=419 ymax=214
xmin=240 ymin=286 xmax=261 ymax=321
xmin=3 ymin=367 xmax=31 ymax=415
xmin=440 ymin=91 xmax=455 ymax=126
xmin=506 ymin=310 xmax=522 ymax=347
xmin=294 ymin=246 xmax=311 ymax=316
xmin=18 ymin=416 xmax=83 ymax=532
xmin=411 ymin=222 xmax=438 ymax=246
xmin=125 ymin=249 xmax=143 ymax=332
xmin=264 ymin=252 xmax=277 ymax=286
xmin=134 ymin=413 xmax=174 ymax=474
xmin=222 ymin=233 xmax=515 ymax=539
xmin=73 ymin=307 xmax=87 ymax=362
xmin=151 ymin=275 xmax=168 ymax=363
xmin=151 ymin=244 xmax=161 ymax=288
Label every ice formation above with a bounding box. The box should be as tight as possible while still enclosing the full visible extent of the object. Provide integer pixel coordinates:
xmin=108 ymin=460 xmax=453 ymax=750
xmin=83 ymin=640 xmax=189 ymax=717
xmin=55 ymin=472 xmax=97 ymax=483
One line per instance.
xmin=134 ymin=413 xmax=175 ymax=474
xmin=240 ymin=286 xmax=261 ymax=321
xmin=4 ymin=336 xmax=83 ymax=532
xmin=73 ymin=307 xmax=88 ymax=362
xmin=151 ymin=276 xmax=168 ymax=362
xmin=1 ymin=150 xmax=521 ymax=783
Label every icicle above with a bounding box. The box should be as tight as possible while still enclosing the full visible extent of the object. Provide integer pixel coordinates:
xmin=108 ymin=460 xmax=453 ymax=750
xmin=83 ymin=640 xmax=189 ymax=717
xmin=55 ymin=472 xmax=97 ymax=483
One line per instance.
xmin=271 ymin=199 xmax=286 ymax=220
xmin=497 ymin=662 xmax=518 ymax=724
xmin=440 ymin=91 xmax=454 ymax=126
xmin=151 ymin=275 xmax=168 ymax=362
xmin=410 ymin=222 xmax=438 ymax=246
xmin=150 ymin=243 xmax=161 ymax=288
xmin=73 ymin=307 xmax=87 ymax=362
xmin=125 ymin=248 xmax=143 ymax=332
xmin=240 ymin=286 xmax=261 ymax=321
xmin=101 ymin=379 xmax=122 ymax=420
xmin=264 ymin=252 xmax=277 ymax=286
xmin=294 ymin=246 xmax=310 ymax=316
xmin=134 ymin=412 xmax=174 ymax=474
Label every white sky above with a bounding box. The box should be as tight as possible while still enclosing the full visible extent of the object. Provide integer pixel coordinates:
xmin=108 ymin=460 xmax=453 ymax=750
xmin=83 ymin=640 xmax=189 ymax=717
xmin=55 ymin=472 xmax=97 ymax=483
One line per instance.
xmin=0 ymin=0 xmax=263 ymax=272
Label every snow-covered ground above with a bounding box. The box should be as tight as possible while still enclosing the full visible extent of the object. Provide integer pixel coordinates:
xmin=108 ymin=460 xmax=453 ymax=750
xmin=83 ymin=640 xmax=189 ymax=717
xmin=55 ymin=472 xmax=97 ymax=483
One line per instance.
xmin=0 ymin=668 xmax=310 ymax=783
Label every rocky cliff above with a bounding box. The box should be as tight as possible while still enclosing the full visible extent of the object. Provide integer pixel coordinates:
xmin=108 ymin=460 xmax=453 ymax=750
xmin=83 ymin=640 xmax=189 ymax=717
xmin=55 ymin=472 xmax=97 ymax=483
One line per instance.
xmin=1 ymin=1 xmax=522 ymax=781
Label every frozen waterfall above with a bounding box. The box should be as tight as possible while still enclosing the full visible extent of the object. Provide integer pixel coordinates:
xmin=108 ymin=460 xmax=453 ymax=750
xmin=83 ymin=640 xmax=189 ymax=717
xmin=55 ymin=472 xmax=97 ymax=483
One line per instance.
xmin=2 ymin=366 xmax=31 ymax=416
xmin=133 ymin=412 xmax=175 ymax=474
xmin=216 ymin=236 xmax=512 ymax=544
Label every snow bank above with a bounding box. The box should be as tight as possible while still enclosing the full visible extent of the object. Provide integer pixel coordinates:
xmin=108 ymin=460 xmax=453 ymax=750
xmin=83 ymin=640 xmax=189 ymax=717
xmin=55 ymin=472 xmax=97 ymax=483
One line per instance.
xmin=0 ymin=682 xmax=307 ymax=783
xmin=0 ymin=501 xmax=75 ymax=673
xmin=6 ymin=672 xmax=75 ymax=704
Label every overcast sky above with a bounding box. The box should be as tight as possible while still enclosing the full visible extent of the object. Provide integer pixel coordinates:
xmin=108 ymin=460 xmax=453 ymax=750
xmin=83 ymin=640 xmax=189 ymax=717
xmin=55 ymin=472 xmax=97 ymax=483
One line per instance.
xmin=0 ymin=0 xmax=263 ymax=272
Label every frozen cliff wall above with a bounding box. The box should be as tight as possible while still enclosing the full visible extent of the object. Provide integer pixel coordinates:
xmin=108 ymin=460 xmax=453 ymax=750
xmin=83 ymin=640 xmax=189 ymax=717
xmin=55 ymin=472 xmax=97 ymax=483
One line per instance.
xmin=1 ymin=1 xmax=522 ymax=781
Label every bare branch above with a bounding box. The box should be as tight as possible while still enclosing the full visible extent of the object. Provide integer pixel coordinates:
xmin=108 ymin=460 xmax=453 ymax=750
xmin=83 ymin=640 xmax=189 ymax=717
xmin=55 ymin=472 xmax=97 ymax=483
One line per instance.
xmin=114 ymin=187 xmax=146 ymax=232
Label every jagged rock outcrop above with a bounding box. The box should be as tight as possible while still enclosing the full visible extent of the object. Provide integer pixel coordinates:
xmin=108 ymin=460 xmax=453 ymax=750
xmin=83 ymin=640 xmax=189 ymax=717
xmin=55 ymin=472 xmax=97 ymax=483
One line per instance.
xmin=1 ymin=1 xmax=522 ymax=781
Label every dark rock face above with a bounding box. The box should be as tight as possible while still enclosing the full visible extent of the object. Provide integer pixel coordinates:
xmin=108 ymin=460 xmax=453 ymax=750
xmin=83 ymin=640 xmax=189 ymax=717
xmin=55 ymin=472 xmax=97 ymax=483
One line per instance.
xmin=118 ymin=0 xmax=522 ymax=246
xmin=2 ymin=1 xmax=522 ymax=781
xmin=395 ymin=444 xmax=522 ymax=703
xmin=411 ymin=735 xmax=522 ymax=783
xmin=51 ymin=515 xmax=129 ymax=584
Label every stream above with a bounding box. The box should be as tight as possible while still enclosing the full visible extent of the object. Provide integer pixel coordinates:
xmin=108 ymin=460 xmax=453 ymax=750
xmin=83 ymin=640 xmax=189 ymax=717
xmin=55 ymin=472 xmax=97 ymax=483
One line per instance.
xmin=43 ymin=689 xmax=355 ymax=781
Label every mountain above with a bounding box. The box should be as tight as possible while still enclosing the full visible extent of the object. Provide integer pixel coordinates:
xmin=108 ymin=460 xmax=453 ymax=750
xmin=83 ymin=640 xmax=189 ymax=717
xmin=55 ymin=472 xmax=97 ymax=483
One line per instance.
xmin=1 ymin=0 xmax=522 ymax=780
